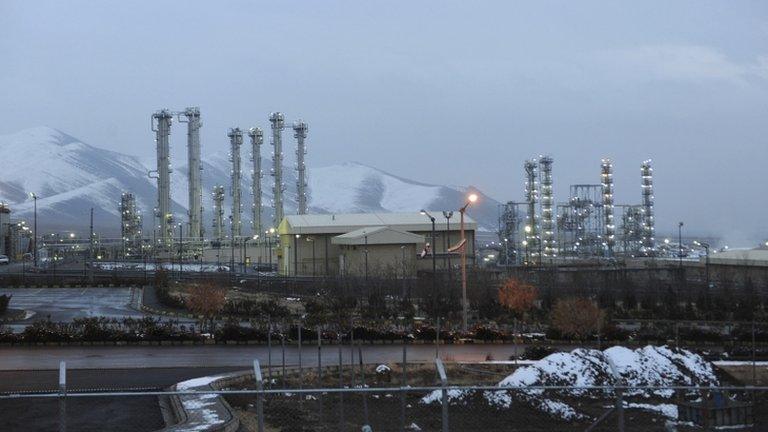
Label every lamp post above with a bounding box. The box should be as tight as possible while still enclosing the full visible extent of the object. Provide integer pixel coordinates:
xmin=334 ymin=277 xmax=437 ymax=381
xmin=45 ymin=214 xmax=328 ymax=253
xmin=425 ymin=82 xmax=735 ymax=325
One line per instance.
xmin=459 ymin=193 xmax=478 ymax=332
xmin=678 ymin=221 xmax=684 ymax=269
xmin=307 ymin=236 xmax=316 ymax=277
xmin=420 ymin=210 xmax=437 ymax=301
xmin=694 ymin=240 xmax=711 ymax=291
xmin=30 ymin=193 xmax=38 ymax=268
xmin=442 ymin=211 xmax=454 ymax=280
xmin=229 ymin=216 xmax=235 ymax=277
xmin=178 ymin=222 xmax=183 ymax=277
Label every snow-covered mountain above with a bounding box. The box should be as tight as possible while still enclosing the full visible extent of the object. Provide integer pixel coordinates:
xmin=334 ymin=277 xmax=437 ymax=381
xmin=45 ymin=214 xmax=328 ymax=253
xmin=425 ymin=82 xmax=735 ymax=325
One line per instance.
xmin=0 ymin=127 xmax=501 ymax=234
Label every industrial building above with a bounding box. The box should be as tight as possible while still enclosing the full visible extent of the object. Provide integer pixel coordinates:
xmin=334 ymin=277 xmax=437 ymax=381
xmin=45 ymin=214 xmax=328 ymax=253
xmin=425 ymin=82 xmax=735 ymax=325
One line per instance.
xmin=277 ymin=212 xmax=477 ymax=277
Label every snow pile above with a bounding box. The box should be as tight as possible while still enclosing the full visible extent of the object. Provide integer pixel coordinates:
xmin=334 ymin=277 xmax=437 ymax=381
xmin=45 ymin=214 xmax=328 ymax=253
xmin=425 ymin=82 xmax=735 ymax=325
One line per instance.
xmin=94 ymin=262 xmax=229 ymax=272
xmin=422 ymin=345 xmax=717 ymax=421
xmin=176 ymin=376 xmax=226 ymax=431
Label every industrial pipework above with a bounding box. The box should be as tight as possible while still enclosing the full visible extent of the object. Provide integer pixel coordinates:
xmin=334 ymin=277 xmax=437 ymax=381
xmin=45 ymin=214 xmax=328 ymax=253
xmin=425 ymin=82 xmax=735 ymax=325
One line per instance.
xmin=524 ymin=159 xmax=539 ymax=261
xmin=120 ymin=192 xmax=143 ymax=257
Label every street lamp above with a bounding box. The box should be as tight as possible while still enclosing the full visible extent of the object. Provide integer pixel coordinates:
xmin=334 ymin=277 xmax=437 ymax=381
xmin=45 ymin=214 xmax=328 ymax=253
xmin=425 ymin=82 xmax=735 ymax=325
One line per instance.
xmin=420 ymin=210 xmax=438 ymax=302
xmin=459 ymin=193 xmax=478 ymax=332
xmin=29 ymin=193 xmax=37 ymax=268
xmin=693 ymin=240 xmax=710 ymax=291
xmin=678 ymin=222 xmax=684 ymax=269
xmin=442 ymin=211 xmax=454 ymax=280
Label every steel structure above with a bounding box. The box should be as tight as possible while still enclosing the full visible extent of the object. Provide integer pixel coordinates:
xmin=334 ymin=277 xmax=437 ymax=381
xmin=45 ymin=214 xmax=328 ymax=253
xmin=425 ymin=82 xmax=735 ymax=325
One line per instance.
xmin=228 ymin=128 xmax=244 ymax=238
xmin=497 ymin=201 xmax=525 ymax=265
xmin=269 ymin=112 xmax=285 ymax=229
xmin=119 ymin=193 xmax=143 ymax=257
xmin=523 ymin=160 xmax=539 ymax=262
xmin=212 ymin=186 xmax=225 ymax=243
xmin=640 ymin=159 xmax=655 ymax=255
xmin=538 ymin=156 xmax=555 ymax=258
xmin=618 ymin=204 xmax=645 ymax=255
xmin=248 ymin=127 xmax=264 ymax=238
xmin=293 ymin=120 xmax=309 ymax=215
xmin=557 ymin=184 xmax=604 ymax=256
xmin=150 ymin=109 xmax=174 ymax=248
xmin=179 ymin=107 xmax=203 ymax=240
xmin=601 ymin=158 xmax=615 ymax=256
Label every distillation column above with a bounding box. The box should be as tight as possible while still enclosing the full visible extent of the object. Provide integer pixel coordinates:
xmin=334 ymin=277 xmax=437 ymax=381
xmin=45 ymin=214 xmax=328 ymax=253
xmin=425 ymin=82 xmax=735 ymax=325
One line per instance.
xmin=120 ymin=192 xmax=143 ymax=257
xmin=601 ymin=158 xmax=615 ymax=256
xmin=180 ymin=107 xmax=203 ymax=240
xmin=539 ymin=156 xmax=554 ymax=258
xmin=212 ymin=186 xmax=225 ymax=243
xmin=228 ymin=128 xmax=243 ymax=238
xmin=293 ymin=120 xmax=309 ymax=215
xmin=248 ymin=127 xmax=264 ymax=237
xmin=640 ymin=159 xmax=655 ymax=254
xmin=151 ymin=109 xmax=174 ymax=248
xmin=524 ymin=159 xmax=539 ymax=262
xmin=269 ymin=112 xmax=285 ymax=228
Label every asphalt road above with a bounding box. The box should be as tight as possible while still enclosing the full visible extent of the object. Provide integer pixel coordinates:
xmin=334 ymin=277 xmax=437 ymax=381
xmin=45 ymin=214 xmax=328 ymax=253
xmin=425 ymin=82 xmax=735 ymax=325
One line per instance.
xmin=0 ymin=343 xmax=526 ymax=371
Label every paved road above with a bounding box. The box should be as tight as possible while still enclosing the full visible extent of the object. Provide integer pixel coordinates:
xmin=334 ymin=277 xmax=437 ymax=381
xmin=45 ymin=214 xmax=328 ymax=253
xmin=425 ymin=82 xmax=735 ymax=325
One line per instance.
xmin=0 ymin=343 xmax=527 ymax=371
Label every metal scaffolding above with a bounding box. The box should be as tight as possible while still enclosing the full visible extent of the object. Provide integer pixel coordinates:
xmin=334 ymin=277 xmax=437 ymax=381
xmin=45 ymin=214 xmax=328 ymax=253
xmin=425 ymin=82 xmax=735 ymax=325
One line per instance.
xmin=557 ymin=184 xmax=604 ymax=257
xmin=618 ymin=204 xmax=645 ymax=256
xmin=497 ymin=201 xmax=526 ymax=265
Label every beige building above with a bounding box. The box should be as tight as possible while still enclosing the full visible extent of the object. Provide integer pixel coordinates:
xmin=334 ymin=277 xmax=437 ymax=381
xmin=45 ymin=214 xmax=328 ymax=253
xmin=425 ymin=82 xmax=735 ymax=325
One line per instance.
xmin=277 ymin=212 xmax=477 ymax=277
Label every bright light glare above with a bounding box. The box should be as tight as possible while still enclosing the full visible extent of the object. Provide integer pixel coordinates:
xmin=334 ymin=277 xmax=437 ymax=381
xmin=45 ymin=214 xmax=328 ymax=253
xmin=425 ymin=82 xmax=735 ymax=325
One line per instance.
xmin=468 ymin=194 xmax=478 ymax=203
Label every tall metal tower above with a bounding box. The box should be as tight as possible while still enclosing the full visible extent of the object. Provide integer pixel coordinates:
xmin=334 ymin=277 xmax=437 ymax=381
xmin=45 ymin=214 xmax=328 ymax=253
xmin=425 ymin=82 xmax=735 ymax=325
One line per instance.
xmin=248 ymin=127 xmax=264 ymax=238
xmin=640 ymin=159 xmax=655 ymax=254
xmin=151 ymin=109 xmax=173 ymax=248
xmin=640 ymin=159 xmax=656 ymax=255
xmin=212 ymin=186 xmax=225 ymax=243
xmin=120 ymin=192 xmax=143 ymax=257
xmin=601 ymin=158 xmax=615 ymax=256
xmin=524 ymin=159 xmax=539 ymax=261
xmin=538 ymin=156 xmax=555 ymax=258
xmin=269 ymin=112 xmax=285 ymax=228
xmin=293 ymin=120 xmax=309 ymax=215
xmin=228 ymin=128 xmax=243 ymax=238
xmin=180 ymin=107 xmax=203 ymax=240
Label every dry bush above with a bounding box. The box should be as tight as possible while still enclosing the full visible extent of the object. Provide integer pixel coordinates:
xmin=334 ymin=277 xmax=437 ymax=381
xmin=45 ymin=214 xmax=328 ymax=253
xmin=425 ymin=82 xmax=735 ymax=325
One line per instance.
xmin=550 ymin=297 xmax=604 ymax=340
xmin=186 ymin=281 xmax=227 ymax=331
xmin=498 ymin=277 xmax=538 ymax=318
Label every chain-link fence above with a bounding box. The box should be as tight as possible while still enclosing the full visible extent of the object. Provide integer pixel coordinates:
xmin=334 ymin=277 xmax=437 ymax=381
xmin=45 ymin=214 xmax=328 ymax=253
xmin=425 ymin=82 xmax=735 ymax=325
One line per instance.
xmin=1 ymin=356 xmax=765 ymax=432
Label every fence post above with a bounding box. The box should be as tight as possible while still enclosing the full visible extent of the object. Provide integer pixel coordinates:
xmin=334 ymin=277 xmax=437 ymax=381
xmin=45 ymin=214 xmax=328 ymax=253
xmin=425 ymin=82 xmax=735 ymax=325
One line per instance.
xmin=267 ymin=321 xmax=273 ymax=387
xmin=606 ymin=357 xmax=625 ymax=432
xmin=401 ymin=338 xmax=407 ymax=432
xmin=435 ymin=358 xmax=449 ymax=432
xmin=435 ymin=317 xmax=441 ymax=359
xmin=59 ymin=360 xmax=67 ymax=432
xmin=338 ymin=334 xmax=345 ymax=432
xmin=298 ymin=323 xmax=303 ymax=389
xmin=253 ymin=359 xmax=265 ymax=432
xmin=281 ymin=322 xmax=286 ymax=388
xmin=358 ymin=342 xmax=370 ymax=427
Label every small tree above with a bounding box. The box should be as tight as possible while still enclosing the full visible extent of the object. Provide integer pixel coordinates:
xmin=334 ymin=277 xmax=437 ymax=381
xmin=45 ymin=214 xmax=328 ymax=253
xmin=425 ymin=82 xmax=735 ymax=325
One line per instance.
xmin=550 ymin=297 xmax=604 ymax=341
xmin=498 ymin=277 xmax=538 ymax=321
xmin=186 ymin=281 xmax=227 ymax=332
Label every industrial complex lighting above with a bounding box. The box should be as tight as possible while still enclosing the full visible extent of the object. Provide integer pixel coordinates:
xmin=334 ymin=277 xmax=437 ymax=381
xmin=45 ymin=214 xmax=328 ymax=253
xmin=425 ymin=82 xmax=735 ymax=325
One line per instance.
xmin=468 ymin=193 xmax=478 ymax=203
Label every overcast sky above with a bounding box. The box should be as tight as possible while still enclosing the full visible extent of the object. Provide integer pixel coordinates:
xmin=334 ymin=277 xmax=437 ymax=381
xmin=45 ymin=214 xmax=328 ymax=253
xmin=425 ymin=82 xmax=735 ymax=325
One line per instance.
xmin=1 ymin=1 xmax=766 ymax=243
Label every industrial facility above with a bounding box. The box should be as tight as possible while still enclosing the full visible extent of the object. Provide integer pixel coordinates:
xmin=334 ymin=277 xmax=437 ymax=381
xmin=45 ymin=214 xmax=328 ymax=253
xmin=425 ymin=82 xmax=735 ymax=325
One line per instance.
xmin=498 ymin=156 xmax=660 ymax=265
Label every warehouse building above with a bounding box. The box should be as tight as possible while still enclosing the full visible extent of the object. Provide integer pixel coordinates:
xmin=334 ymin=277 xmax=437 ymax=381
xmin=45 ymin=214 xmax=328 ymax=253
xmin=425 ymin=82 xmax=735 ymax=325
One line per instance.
xmin=277 ymin=212 xmax=477 ymax=277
